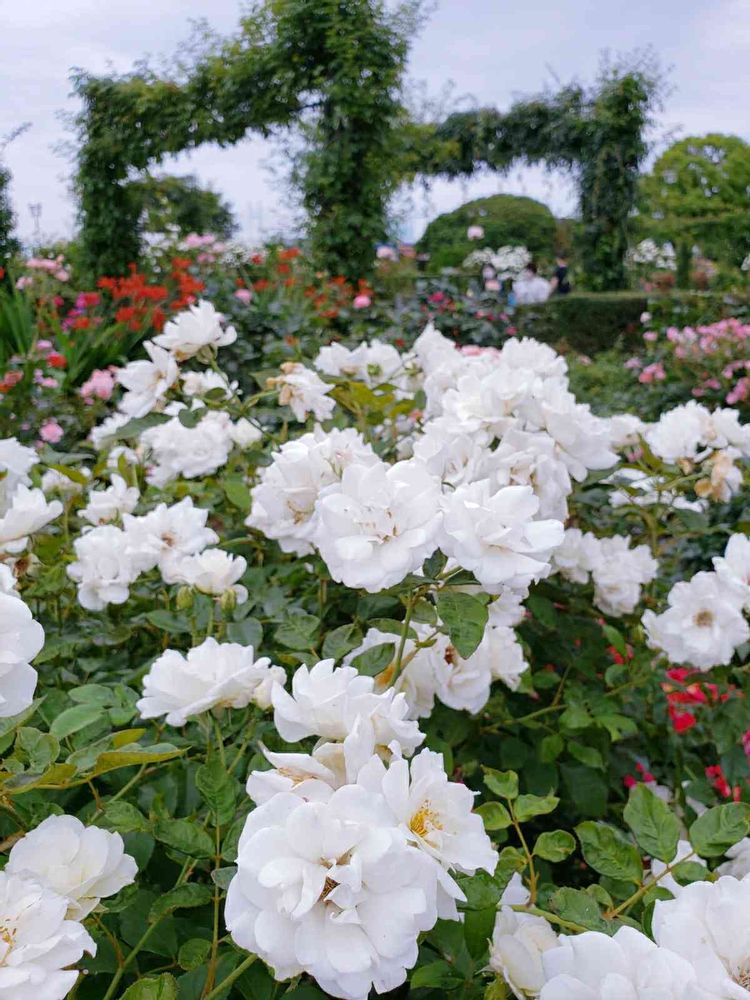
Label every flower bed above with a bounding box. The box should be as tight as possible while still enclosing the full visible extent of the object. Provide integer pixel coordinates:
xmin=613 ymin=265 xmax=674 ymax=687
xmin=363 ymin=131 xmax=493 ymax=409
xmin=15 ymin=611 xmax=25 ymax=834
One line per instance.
xmin=1 ymin=292 xmax=750 ymax=998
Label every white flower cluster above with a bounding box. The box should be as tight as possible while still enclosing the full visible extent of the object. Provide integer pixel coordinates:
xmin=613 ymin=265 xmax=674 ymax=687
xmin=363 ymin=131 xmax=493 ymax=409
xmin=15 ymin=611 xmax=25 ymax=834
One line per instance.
xmin=67 ymin=496 xmax=247 ymax=610
xmin=0 ymin=438 xmax=62 ymax=555
xmin=314 ymin=338 xmax=415 ymax=397
xmin=526 ymin=872 xmax=750 ymax=998
xmin=553 ymin=527 xmax=659 ymax=617
xmin=643 ymin=533 xmax=750 ymax=670
xmin=227 ymin=660 xmax=497 ymax=1000
xmin=646 ymin=401 xmax=750 ymax=480
xmin=0 ymin=590 xmax=43 ymax=719
xmin=340 ymin=593 xmax=528 ymax=719
xmin=137 ymin=636 xmax=285 ymax=726
xmin=462 ymin=245 xmax=532 ymax=279
xmin=249 ymin=328 xmax=640 ymax=595
xmin=0 ymin=813 xmax=138 ymax=998
xmin=626 ymin=238 xmax=677 ymax=270
xmin=95 ymin=301 xmax=259 ymax=487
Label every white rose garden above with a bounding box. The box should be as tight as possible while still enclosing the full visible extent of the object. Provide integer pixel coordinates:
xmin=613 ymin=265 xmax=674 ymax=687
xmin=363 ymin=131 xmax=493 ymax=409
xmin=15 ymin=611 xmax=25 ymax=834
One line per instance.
xmin=2 ymin=3 xmax=750 ymax=998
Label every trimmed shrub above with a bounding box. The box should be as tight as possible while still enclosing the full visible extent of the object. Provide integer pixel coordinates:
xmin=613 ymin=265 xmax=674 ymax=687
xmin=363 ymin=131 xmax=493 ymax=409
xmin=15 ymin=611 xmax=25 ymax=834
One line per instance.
xmin=513 ymin=292 xmax=648 ymax=354
xmin=417 ymin=194 xmax=557 ymax=270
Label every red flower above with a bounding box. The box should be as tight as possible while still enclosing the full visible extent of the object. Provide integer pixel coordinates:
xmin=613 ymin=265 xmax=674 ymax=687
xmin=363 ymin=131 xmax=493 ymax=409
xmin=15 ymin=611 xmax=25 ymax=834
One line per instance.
xmin=668 ymin=705 xmax=697 ymax=733
xmin=46 ymin=352 xmax=66 ymax=369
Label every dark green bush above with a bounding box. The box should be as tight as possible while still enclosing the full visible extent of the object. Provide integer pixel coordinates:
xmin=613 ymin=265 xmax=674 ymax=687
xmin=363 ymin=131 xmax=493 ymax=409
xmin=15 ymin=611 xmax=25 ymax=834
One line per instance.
xmin=417 ymin=194 xmax=557 ymax=270
xmin=513 ymin=290 xmax=750 ymax=354
xmin=513 ymin=292 xmax=648 ymax=354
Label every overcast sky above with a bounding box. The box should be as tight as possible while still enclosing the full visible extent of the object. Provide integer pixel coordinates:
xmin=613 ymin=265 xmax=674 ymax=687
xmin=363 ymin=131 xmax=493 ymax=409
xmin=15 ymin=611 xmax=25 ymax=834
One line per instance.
xmin=1 ymin=0 xmax=749 ymax=246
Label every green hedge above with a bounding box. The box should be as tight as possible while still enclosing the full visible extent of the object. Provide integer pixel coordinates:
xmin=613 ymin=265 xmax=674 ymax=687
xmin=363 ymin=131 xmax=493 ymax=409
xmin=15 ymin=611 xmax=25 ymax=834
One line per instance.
xmin=513 ymin=290 xmax=750 ymax=354
xmin=513 ymin=293 xmax=648 ymax=354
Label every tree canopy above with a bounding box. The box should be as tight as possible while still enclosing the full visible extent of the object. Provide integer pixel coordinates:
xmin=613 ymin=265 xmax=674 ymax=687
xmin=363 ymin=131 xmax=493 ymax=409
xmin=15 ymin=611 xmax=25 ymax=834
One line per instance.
xmin=639 ymin=134 xmax=750 ymax=266
xmin=134 ymin=174 xmax=238 ymax=240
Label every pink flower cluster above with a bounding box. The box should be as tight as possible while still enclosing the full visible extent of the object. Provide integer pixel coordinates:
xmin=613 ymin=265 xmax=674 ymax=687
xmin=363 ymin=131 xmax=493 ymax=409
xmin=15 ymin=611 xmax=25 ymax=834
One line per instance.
xmin=181 ymin=233 xmax=227 ymax=264
xmin=16 ymin=255 xmax=70 ymax=286
xmin=80 ymin=367 xmax=117 ymax=404
xmin=629 ymin=316 xmax=750 ymax=407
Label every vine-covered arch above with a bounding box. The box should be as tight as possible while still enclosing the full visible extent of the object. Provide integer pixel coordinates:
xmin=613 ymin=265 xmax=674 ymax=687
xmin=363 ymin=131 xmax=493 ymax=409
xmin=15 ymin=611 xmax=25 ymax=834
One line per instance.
xmin=75 ymin=0 xmax=656 ymax=288
xmin=411 ymin=69 xmax=658 ymax=290
xmin=74 ymin=0 xmax=414 ymax=279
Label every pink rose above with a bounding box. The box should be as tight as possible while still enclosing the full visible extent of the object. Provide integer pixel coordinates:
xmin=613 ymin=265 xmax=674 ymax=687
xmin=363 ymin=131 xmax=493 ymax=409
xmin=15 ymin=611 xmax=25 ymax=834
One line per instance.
xmin=80 ymin=368 xmax=116 ymax=401
xmin=39 ymin=419 xmax=64 ymax=443
xmin=353 ymin=294 xmax=371 ymax=309
xmin=233 ymin=289 xmax=253 ymax=305
xmin=643 ymin=331 xmax=658 ymax=342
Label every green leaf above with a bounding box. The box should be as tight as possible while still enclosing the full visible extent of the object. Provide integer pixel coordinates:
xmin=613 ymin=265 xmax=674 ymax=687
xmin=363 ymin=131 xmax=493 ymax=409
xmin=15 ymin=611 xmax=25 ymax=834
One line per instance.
xmin=225 ymin=616 xmax=263 ymax=647
xmin=15 ymin=728 xmax=59 ymax=770
xmin=476 ymin=801 xmax=512 ymax=831
xmin=112 ymin=412 xmax=170 ymax=440
xmin=144 ymin=610 xmax=192 ymax=634
xmin=178 ymin=406 xmax=206 ymax=428
xmin=464 ymin=905 xmax=495 ymax=960
xmin=539 ymin=734 xmax=564 ymax=763
xmin=368 ymin=618 xmax=417 ymax=641
xmin=458 ymin=870 xmax=504 ymax=910
xmin=526 ymin=594 xmax=557 ymax=629
xmin=211 ymin=866 xmax=237 ymax=890
xmin=322 ymin=624 xmax=363 ymax=660
xmin=534 ymin=830 xmax=576 ymax=862
xmin=689 ymin=803 xmax=750 ymax=857
xmin=100 ymin=801 xmax=149 ymax=834
xmin=494 ymin=846 xmax=527 ymax=896
xmin=154 ymin=818 xmax=215 ymax=859
xmin=550 ymin=887 xmax=609 ymax=932
xmin=623 ymin=784 xmax=681 ymax=863
xmin=196 ymin=756 xmax=237 ymax=825
xmin=575 ymin=821 xmax=643 ymax=883
xmin=410 ymin=960 xmax=463 ymax=990
xmin=436 ymin=591 xmax=488 ymax=658
xmin=559 ymin=704 xmax=592 ymax=731
xmin=88 ymin=743 xmax=184 ymax=776
xmin=275 ymin=612 xmax=320 ymax=650
xmin=350 ymin=642 xmax=395 ymax=677
xmin=515 ymin=793 xmax=559 ymax=823
xmin=483 ymin=767 xmax=518 ymax=800
xmin=120 ymin=974 xmax=178 ymax=999
xmin=602 ymin=623 xmax=627 ymax=657
xmin=149 ymin=884 xmax=213 ymax=922
xmin=567 ymin=741 xmax=604 ymax=769
xmin=50 ymin=703 xmax=102 ymax=739
xmin=69 ymin=684 xmax=115 ymax=706
xmin=47 ymin=463 xmax=90 ymax=486
xmin=223 ymin=478 xmax=252 ymax=511
xmin=178 ymin=938 xmax=211 ymax=972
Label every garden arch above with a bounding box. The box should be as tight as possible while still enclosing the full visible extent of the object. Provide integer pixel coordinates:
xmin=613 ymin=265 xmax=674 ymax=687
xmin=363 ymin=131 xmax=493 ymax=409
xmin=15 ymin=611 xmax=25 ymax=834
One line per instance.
xmin=74 ymin=0 xmax=412 ymax=279
xmin=75 ymin=0 xmax=656 ymax=288
xmin=411 ymin=70 xmax=657 ymax=290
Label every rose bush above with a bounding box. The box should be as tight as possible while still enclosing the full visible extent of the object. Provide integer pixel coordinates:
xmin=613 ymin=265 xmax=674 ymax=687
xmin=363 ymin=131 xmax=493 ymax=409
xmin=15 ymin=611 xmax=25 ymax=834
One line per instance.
xmin=2 ymin=292 xmax=750 ymax=999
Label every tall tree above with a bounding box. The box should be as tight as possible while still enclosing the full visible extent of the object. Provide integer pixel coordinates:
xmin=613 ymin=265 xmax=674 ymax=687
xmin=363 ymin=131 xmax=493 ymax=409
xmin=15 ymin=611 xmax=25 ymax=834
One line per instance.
xmin=639 ymin=134 xmax=750 ymax=266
